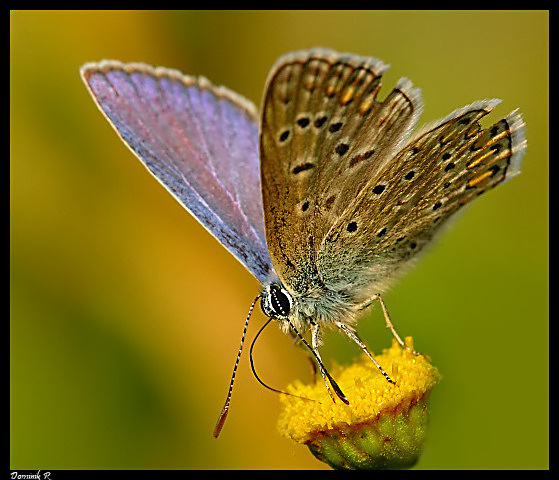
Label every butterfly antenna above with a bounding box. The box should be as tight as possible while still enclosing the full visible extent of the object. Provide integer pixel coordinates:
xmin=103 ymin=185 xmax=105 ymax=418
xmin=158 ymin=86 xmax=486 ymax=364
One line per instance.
xmin=213 ymin=294 xmax=261 ymax=438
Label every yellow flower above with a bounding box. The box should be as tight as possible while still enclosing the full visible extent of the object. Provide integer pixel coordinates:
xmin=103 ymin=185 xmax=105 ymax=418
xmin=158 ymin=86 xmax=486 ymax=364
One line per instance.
xmin=277 ymin=337 xmax=440 ymax=469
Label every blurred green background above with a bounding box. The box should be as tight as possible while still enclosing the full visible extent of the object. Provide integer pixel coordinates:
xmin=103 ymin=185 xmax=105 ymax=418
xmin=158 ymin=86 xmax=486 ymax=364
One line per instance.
xmin=11 ymin=11 xmax=548 ymax=469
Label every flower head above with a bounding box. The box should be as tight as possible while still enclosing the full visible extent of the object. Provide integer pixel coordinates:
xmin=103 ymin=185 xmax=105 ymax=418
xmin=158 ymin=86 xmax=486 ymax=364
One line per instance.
xmin=277 ymin=337 xmax=440 ymax=469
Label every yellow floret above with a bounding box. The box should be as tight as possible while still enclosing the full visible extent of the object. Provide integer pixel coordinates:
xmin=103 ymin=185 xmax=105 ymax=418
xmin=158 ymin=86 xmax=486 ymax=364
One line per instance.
xmin=278 ymin=337 xmax=440 ymax=444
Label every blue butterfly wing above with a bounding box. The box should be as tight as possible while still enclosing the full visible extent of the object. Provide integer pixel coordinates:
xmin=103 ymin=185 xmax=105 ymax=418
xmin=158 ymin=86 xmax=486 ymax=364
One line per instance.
xmin=81 ymin=61 xmax=273 ymax=282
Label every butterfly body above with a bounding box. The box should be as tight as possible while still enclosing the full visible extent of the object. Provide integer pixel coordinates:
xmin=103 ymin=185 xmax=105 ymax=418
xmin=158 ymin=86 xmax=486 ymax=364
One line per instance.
xmin=81 ymin=49 xmax=526 ymax=427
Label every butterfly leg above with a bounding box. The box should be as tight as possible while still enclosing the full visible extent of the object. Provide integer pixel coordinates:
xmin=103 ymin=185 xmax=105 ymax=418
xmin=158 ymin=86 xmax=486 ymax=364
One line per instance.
xmin=335 ymin=321 xmax=396 ymax=384
xmin=377 ymin=295 xmax=420 ymax=356
xmin=356 ymin=294 xmax=419 ymax=355
xmin=356 ymin=294 xmax=377 ymax=311
xmin=310 ymin=323 xmax=337 ymax=401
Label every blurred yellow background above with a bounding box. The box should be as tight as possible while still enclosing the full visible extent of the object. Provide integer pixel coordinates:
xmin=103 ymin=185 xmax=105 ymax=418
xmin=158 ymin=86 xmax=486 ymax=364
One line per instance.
xmin=11 ymin=11 xmax=548 ymax=469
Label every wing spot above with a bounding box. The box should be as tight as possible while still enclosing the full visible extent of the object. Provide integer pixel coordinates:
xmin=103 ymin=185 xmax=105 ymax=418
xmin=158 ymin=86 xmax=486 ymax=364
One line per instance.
xmin=314 ymin=116 xmax=327 ymax=128
xmin=490 ymin=165 xmax=501 ymax=176
xmin=329 ymin=122 xmax=343 ymax=133
xmin=292 ymin=163 xmax=315 ymax=175
xmin=324 ymin=195 xmax=336 ymax=210
xmin=279 ymin=130 xmax=290 ymax=142
xmin=349 ymin=149 xmax=375 ymax=168
xmin=490 ymin=143 xmax=502 ymax=154
xmin=335 ymin=143 xmax=350 ymax=156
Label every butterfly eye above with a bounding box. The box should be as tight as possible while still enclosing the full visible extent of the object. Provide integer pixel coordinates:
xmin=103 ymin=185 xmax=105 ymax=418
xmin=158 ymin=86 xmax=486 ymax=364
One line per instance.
xmin=261 ymin=283 xmax=292 ymax=319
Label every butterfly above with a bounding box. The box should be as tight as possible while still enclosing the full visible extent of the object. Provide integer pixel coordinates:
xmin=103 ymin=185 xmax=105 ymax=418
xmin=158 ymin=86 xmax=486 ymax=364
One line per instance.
xmin=81 ymin=48 xmax=526 ymax=437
